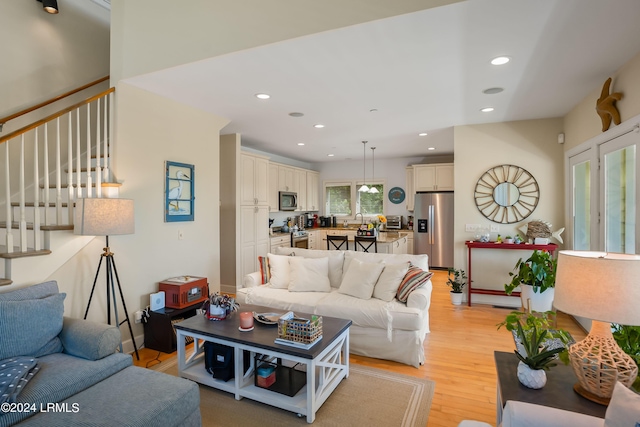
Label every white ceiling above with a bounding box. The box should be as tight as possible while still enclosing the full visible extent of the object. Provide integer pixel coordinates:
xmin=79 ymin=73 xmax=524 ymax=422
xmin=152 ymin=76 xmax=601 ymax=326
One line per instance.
xmin=125 ymin=0 xmax=640 ymax=163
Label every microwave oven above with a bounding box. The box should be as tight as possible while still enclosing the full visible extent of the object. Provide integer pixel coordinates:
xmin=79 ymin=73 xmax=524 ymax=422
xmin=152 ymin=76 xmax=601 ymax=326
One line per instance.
xmin=279 ymin=191 xmax=298 ymax=211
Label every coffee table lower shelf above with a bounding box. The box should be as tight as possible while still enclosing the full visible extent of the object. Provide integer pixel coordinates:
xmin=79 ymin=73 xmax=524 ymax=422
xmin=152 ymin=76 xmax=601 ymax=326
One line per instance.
xmin=175 ymin=320 xmax=350 ymax=423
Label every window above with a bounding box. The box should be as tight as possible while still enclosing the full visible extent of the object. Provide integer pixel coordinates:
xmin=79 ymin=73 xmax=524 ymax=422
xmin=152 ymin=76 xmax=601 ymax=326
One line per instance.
xmin=325 ymin=182 xmax=352 ymax=216
xmin=357 ymin=183 xmax=384 ymax=215
xmin=324 ymin=180 xmax=385 ymax=218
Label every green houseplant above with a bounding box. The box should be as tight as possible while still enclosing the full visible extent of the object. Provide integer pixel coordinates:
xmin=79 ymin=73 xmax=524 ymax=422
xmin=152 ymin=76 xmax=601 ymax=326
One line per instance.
xmin=504 ymin=250 xmax=557 ymax=312
xmin=446 ymin=268 xmax=468 ymax=305
xmin=497 ymin=311 xmax=571 ymax=389
xmin=613 ymin=324 xmax=640 ymax=391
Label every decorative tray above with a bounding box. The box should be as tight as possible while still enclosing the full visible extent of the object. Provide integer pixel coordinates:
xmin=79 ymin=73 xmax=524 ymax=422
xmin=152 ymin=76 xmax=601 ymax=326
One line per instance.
xmin=253 ymin=312 xmax=281 ymax=325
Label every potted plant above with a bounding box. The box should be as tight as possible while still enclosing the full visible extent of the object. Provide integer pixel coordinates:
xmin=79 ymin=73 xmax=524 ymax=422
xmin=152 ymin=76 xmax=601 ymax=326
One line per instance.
xmin=613 ymin=324 xmax=640 ymax=392
xmin=504 ymin=235 xmax=514 ymax=244
xmin=446 ymin=268 xmax=468 ymax=305
xmin=203 ymin=292 xmax=239 ymax=321
xmin=504 ymin=250 xmax=557 ymax=312
xmin=497 ymin=311 xmax=571 ymax=389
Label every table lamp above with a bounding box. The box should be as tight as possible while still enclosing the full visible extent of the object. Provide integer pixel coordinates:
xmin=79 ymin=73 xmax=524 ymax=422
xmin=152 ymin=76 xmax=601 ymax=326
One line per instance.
xmin=74 ymin=197 xmax=138 ymax=359
xmin=554 ymin=250 xmax=640 ymax=405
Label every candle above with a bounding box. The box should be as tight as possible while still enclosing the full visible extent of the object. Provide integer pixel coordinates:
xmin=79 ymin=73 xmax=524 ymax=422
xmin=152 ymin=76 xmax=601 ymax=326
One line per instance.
xmin=239 ymin=312 xmax=253 ymax=329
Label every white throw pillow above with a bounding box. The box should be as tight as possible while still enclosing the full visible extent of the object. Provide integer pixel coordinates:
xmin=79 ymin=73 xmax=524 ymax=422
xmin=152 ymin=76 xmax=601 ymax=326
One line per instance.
xmin=267 ymin=253 xmax=290 ymax=289
xmin=373 ymin=262 xmax=410 ymax=302
xmin=338 ymin=258 xmax=385 ymax=300
xmin=288 ymin=257 xmax=331 ymax=292
xmin=603 ymin=381 xmax=640 ymax=427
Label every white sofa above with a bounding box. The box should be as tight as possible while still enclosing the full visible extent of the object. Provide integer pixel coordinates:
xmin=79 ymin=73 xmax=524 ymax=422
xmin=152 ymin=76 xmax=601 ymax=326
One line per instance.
xmin=237 ymin=247 xmax=432 ymax=367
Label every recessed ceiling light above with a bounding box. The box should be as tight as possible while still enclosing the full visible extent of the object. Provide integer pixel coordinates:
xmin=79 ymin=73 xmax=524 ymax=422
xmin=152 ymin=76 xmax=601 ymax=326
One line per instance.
xmin=419 ymin=132 xmax=428 ymax=136
xmin=297 ymin=143 xmax=305 ymax=146
xmin=483 ymin=87 xmax=504 ymax=95
xmin=490 ymin=56 xmax=510 ymax=65
xmin=289 ymin=112 xmax=304 ymax=117
xmin=428 ymin=147 xmax=436 ymax=151
xmin=255 ymin=93 xmax=270 ymax=99
xmin=327 ymin=154 xmax=334 ymax=157
xmin=481 ymin=107 xmax=495 ymax=113
xmin=314 ymin=124 xmax=325 ymax=129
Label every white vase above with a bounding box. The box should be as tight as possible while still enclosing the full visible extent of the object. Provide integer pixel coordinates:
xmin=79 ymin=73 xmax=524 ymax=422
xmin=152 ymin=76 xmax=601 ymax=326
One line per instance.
xmin=450 ymin=291 xmax=463 ymax=305
xmin=520 ymin=285 xmax=554 ymax=312
xmin=517 ymin=361 xmax=547 ymax=389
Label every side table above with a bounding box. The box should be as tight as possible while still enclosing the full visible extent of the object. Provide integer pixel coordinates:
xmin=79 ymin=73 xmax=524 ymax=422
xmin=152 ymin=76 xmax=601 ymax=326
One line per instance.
xmin=494 ymin=351 xmax=606 ymax=425
xmin=143 ymin=301 xmax=202 ymax=353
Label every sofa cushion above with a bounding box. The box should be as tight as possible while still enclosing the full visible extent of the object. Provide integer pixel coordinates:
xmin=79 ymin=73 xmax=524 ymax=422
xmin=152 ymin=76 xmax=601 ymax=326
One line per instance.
xmin=397 ymin=265 xmax=433 ymax=303
xmin=344 ymin=251 xmax=429 ymax=274
xmin=0 ymin=352 xmax=132 ymax=427
xmin=276 ymin=247 xmax=345 ymax=288
xmin=0 ymin=281 xmax=59 ymax=301
xmin=59 ymin=317 xmax=121 ymax=361
xmin=239 ymin=286 xmax=330 ymax=314
xmin=604 ymin=381 xmax=640 ymax=427
xmin=288 ymin=257 xmax=331 ymax=292
xmin=0 ymin=293 xmax=66 ymax=360
xmin=267 ymin=253 xmax=291 ymax=289
xmin=338 ymin=258 xmax=384 ymax=300
xmin=373 ymin=262 xmax=410 ymax=302
xmin=316 ymin=292 xmax=424 ymax=331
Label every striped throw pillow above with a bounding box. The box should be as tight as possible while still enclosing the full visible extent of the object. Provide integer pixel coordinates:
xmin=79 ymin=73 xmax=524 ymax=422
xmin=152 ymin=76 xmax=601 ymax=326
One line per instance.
xmin=396 ymin=264 xmax=433 ymax=303
xmin=258 ymin=256 xmax=270 ymax=284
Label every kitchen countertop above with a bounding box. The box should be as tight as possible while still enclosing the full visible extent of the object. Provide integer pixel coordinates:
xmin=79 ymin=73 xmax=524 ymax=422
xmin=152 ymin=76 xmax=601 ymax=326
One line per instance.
xmin=270 ymin=228 xmax=413 ymax=242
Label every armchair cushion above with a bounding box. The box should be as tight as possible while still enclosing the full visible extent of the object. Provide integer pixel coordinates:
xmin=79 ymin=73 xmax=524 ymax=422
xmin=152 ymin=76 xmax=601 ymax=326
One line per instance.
xmin=59 ymin=317 xmax=121 ymax=361
xmin=0 ymin=293 xmax=65 ymax=359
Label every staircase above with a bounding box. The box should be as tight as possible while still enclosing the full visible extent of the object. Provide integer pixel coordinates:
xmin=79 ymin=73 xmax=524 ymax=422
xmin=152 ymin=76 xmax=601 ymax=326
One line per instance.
xmin=0 ymin=86 xmax=118 ymax=286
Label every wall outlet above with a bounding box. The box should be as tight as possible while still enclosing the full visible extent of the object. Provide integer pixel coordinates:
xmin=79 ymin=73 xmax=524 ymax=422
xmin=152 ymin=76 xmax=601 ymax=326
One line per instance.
xmin=490 ymin=224 xmax=499 ymax=232
xmin=134 ymin=310 xmax=143 ymax=324
xmin=465 ymin=224 xmax=481 ymax=232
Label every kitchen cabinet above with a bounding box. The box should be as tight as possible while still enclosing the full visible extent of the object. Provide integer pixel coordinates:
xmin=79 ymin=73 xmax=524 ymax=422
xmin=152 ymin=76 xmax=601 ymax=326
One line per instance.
xmin=241 ymin=153 xmax=269 ymax=205
xmin=313 ymin=230 xmax=327 ymax=250
xmin=413 ymin=163 xmax=454 ymax=192
xmin=240 ymin=205 xmax=270 ymax=278
xmin=399 ymin=231 xmax=414 ymax=255
xmin=306 ymin=171 xmax=319 ymax=211
xmin=306 ymin=230 xmax=317 ymax=249
xmin=377 ymin=236 xmax=408 ymax=254
xmin=295 ymin=169 xmax=307 ymax=211
xmin=278 ymin=165 xmax=296 ymax=192
xmin=405 ymin=167 xmax=414 ymax=211
xmin=268 ymin=163 xmax=279 ymax=212
xmin=269 ymin=234 xmax=291 ymax=252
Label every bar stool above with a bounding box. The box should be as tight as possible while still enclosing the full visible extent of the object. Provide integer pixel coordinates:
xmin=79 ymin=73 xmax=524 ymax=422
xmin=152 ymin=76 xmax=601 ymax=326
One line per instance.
xmin=327 ymin=235 xmax=349 ymax=250
xmin=354 ymin=235 xmax=377 ymax=253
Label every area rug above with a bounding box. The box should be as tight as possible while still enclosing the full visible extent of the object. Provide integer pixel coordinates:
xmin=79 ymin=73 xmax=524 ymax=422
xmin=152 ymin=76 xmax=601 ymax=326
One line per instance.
xmin=150 ymin=356 xmax=434 ymax=426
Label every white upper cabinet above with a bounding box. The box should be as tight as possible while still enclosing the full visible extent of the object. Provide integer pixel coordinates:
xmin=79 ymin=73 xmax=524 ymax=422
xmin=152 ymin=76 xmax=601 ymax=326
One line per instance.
xmin=306 ymin=171 xmax=319 ymax=211
xmin=413 ymin=163 xmax=454 ymax=192
xmin=241 ymin=153 xmax=269 ymax=205
xmin=278 ymin=165 xmax=296 ymax=192
xmin=405 ymin=166 xmax=414 ymax=211
xmin=268 ymin=163 xmax=279 ymax=212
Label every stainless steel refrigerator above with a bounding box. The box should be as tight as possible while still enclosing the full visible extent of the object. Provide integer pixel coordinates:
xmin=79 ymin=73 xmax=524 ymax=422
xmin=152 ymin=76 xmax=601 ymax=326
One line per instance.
xmin=414 ymin=192 xmax=454 ymax=269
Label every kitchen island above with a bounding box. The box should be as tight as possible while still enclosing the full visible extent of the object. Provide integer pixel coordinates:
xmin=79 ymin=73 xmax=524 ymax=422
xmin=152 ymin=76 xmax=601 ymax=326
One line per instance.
xmin=323 ymin=229 xmax=409 ymax=254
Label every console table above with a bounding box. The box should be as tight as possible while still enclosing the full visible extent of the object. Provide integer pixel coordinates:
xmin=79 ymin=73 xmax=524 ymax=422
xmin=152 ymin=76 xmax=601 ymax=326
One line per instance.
xmin=494 ymin=351 xmax=606 ymax=425
xmin=465 ymin=241 xmax=557 ymax=306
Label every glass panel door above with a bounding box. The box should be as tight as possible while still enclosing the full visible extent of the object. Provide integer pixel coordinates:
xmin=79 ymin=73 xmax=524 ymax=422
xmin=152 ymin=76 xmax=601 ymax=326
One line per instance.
xmin=600 ymin=131 xmax=638 ymax=253
xmin=569 ymin=150 xmax=594 ymax=250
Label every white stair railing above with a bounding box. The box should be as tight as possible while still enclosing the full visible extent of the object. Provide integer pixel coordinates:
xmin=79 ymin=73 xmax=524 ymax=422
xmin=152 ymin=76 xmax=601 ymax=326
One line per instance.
xmin=1 ymin=88 xmax=115 ymax=255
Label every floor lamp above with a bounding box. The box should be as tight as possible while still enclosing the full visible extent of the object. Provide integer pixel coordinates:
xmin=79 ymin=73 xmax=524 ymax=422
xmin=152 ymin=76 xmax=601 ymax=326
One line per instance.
xmin=74 ymin=198 xmax=139 ymax=360
xmin=555 ymin=250 xmax=640 ymax=405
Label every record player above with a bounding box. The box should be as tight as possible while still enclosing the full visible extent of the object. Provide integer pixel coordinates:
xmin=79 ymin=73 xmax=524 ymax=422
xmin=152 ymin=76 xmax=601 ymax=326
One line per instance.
xmin=158 ymin=276 xmax=208 ymax=309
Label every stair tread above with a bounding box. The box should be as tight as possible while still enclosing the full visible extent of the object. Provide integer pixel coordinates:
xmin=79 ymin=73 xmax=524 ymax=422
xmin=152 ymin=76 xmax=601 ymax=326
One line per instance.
xmin=39 ymin=182 xmax=121 ymax=189
xmin=0 ymin=247 xmax=52 ymax=259
xmin=0 ymin=222 xmax=73 ymax=231
xmin=0 ymin=279 xmax=12 ymax=286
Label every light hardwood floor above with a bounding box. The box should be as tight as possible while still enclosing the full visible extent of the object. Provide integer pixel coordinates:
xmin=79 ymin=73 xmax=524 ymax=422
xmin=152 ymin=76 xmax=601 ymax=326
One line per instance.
xmin=133 ymin=270 xmax=586 ymax=427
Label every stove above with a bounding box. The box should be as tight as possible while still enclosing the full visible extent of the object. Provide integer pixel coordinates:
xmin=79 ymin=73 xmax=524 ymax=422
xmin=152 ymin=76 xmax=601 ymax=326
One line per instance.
xmin=291 ymin=230 xmax=309 ymax=248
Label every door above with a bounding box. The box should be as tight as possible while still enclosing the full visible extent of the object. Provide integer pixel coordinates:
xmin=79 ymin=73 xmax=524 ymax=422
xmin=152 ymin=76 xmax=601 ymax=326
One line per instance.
xmin=569 ymin=149 xmax=597 ymax=250
xmin=599 ymin=130 xmax=639 ymax=253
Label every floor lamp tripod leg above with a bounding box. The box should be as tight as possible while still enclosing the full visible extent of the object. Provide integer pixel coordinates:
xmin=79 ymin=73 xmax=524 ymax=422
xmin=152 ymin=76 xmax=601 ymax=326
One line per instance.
xmin=110 ymin=254 xmax=140 ymax=360
xmin=84 ymin=254 xmax=105 ymax=320
xmin=106 ymin=255 xmax=123 ymax=354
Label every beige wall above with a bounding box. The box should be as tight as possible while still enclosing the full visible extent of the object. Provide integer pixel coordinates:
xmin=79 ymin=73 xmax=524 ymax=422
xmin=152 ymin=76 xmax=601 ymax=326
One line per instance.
xmin=564 ymin=51 xmax=640 ymax=151
xmin=110 ymin=0 xmax=460 ymax=82
xmin=453 ymin=119 xmax=565 ymax=306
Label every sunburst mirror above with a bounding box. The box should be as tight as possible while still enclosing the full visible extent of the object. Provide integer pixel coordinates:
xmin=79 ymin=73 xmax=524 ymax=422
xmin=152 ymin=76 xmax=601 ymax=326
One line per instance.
xmin=474 ymin=164 xmax=539 ymax=224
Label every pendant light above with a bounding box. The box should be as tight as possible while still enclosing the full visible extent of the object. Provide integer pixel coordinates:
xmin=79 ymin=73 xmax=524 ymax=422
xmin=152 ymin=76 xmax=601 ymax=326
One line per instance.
xmin=358 ymin=141 xmax=370 ymax=192
xmin=369 ymin=147 xmax=379 ymax=193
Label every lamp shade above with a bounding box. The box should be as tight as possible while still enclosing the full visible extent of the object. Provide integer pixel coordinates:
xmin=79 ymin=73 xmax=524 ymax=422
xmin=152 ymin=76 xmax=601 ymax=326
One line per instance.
xmin=555 ymin=250 xmax=640 ymax=326
xmin=74 ymin=198 xmax=135 ymax=236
